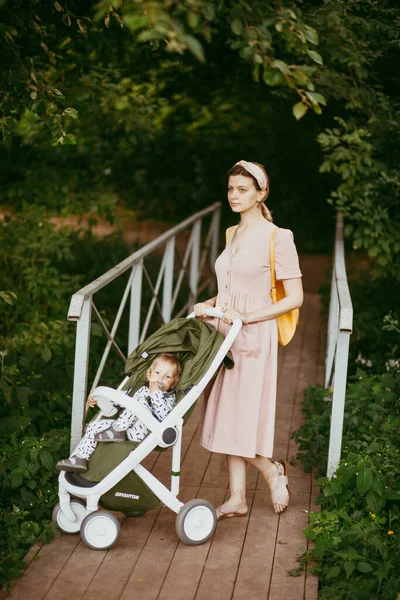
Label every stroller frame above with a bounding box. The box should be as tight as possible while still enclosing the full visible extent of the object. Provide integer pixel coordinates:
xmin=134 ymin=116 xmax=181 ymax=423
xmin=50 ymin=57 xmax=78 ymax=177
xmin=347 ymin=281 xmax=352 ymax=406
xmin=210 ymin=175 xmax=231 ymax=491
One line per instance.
xmin=55 ymin=308 xmax=242 ymax=548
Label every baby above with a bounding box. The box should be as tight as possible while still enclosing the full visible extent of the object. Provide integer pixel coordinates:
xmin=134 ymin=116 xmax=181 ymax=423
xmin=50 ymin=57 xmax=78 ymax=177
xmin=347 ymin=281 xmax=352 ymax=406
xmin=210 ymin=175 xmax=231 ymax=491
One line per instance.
xmin=56 ymin=353 xmax=182 ymax=473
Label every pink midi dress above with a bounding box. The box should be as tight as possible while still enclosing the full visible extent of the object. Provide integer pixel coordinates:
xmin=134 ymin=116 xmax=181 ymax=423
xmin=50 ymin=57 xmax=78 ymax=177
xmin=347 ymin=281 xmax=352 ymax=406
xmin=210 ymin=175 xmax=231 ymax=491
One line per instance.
xmin=201 ymin=221 xmax=302 ymax=458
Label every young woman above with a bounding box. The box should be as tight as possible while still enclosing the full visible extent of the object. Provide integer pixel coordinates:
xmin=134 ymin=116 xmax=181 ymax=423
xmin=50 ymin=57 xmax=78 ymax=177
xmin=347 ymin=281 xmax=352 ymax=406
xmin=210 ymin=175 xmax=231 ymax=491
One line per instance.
xmin=194 ymin=160 xmax=303 ymax=518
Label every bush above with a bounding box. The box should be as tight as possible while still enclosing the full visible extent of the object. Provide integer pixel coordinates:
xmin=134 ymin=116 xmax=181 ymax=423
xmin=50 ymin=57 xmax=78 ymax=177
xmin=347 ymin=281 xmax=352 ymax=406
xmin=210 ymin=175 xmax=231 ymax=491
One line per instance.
xmin=0 ymin=429 xmax=70 ymax=589
xmin=292 ymin=366 xmax=400 ymax=598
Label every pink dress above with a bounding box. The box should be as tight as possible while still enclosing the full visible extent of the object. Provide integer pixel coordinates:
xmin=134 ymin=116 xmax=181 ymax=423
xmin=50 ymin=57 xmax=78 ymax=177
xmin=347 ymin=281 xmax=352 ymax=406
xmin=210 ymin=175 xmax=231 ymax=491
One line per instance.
xmin=201 ymin=221 xmax=302 ymax=458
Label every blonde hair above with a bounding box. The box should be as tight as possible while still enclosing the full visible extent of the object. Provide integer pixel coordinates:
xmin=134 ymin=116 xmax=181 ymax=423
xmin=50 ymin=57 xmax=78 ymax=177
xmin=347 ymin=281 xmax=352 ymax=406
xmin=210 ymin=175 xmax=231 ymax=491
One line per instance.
xmin=150 ymin=353 xmax=182 ymax=387
xmin=227 ymin=161 xmax=273 ymax=222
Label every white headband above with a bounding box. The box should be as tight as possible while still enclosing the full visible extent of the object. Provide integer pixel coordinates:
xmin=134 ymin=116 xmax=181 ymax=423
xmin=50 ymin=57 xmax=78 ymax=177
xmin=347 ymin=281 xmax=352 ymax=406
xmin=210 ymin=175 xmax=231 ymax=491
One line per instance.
xmin=234 ymin=160 xmax=267 ymax=190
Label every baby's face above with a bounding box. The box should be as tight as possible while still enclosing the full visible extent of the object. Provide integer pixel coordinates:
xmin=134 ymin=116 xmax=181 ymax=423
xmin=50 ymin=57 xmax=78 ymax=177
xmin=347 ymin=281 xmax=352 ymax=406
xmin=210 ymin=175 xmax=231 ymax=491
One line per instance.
xmin=149 ymin=361 xmax=176 ymax=391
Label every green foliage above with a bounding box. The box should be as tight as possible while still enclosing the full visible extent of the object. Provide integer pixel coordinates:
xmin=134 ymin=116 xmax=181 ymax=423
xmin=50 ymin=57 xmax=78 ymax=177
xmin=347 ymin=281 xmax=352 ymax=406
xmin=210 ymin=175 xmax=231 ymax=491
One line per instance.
xmin=1 ymin=0 xmax=326 ymax=148
xmin=292 ymin=313 xmax=400 ymax=597
xmin=319 ymin=118 xmax=400 ymax=279
xmin=346 ymin=273 xmax=400 ymax=375
xmin=292 ymin=369 xmax=400 ymax=598
xmin=0 ymin=429 xmax=69 ymax=589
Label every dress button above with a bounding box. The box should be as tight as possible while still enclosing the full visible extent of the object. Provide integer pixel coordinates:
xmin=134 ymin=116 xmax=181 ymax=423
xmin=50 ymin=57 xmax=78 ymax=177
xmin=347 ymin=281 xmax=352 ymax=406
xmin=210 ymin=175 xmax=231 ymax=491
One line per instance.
xmin=225 ymin=285 xmax=228 ymax=289
xmin=224 ymin=302 xmax=228 ymax=306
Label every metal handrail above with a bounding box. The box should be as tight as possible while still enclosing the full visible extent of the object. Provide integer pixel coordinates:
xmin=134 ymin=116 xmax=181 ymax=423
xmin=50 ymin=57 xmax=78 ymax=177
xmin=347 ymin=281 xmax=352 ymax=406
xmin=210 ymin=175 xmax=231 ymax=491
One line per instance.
xmin=67 ymin=202 xmax=221 ymax=320
xmin=67 ymin=203 xmax=222 ymax=451
xmin=325 ymin=212 xmax=353 ymax=478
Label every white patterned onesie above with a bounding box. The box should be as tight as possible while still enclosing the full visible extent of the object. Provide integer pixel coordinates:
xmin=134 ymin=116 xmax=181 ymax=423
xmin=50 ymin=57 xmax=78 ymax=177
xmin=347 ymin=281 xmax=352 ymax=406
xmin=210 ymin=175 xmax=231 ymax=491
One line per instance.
xmin=73 ymin=386 xmax=176 ymax=460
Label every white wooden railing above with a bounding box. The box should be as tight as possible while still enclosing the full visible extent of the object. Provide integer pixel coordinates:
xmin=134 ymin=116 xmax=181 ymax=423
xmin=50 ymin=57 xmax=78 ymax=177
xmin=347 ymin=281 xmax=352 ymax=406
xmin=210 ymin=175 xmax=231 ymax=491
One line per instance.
xmin=67 ymin=203 xmax=221 ymax=452
xmin=325 ymin=212 xmax=353 ymax=478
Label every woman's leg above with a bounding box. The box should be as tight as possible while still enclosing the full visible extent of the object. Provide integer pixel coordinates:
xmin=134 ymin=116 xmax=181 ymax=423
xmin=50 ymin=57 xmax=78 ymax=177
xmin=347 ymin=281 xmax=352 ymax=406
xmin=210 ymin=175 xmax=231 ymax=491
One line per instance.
xmin=246 ymin=455 xmax=289 ymax=514
xmin=216 ymin=455 xmax=248 ymax=518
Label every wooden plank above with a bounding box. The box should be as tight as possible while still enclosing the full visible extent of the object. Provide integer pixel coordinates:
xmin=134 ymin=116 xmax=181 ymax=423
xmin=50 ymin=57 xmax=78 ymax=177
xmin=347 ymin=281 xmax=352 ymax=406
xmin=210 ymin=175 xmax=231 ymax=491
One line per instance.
xmin=118 ymin=487 xmax=197 ymax=600
xmin=157 ymin=486 xmax=226 ymax=600
xmin=2 ymin=535 xmax=81 ymax=600
xmin=269 ymin=293 xmax=322 ymax=599
xmin=81 ymin=510 xmax=161 ymax=600
xmin=179 ymin=428 xmax=212 ymax=488
xmin=44 ymin=539 xmax=108 ymax=600
xmin=232 ymin=491 xmax=279 ymax=600
xmin=194 ymin=491 xmax=256 ymax=600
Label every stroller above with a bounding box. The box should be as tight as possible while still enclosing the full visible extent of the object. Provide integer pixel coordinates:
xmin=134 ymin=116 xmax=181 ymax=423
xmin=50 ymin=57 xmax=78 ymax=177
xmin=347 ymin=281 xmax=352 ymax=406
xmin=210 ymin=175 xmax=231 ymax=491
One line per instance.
xmin=53 ymin=308 xmax=242 ymax=549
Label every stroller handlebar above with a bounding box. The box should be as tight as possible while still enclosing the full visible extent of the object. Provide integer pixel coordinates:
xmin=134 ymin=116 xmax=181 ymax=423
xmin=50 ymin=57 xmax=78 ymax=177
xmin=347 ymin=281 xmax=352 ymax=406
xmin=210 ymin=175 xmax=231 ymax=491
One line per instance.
xmin=187 ymin=306 xmax=242 ymax=324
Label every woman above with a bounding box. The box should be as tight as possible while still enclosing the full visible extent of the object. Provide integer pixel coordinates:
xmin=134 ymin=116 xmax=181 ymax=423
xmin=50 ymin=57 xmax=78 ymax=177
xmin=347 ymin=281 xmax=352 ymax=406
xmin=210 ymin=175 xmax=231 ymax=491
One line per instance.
xmin=194 ymin=160 xmax=303 ymax=518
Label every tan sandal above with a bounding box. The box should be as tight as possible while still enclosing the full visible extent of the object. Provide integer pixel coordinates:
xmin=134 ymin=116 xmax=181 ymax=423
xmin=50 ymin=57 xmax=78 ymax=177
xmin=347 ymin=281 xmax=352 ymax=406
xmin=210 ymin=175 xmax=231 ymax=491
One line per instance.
xmin=216 ymin=503 xmax=248 ymax=521
xmin=270 ymin=460 xmax=290 ymax=514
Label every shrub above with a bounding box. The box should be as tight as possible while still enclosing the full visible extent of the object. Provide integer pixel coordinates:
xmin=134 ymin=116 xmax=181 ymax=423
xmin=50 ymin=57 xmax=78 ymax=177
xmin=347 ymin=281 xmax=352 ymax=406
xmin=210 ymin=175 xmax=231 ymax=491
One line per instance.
xmin=292 ymin=366 xmax=400 ymax=599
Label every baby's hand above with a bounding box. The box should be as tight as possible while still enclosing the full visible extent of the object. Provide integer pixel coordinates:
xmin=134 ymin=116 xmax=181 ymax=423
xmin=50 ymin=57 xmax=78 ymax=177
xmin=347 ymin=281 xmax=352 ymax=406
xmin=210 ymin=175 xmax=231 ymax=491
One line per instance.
xmin=149 ymin=381 xmax=160 ymax=393
xmin=87 ymin=395 xmax=98 ymax=408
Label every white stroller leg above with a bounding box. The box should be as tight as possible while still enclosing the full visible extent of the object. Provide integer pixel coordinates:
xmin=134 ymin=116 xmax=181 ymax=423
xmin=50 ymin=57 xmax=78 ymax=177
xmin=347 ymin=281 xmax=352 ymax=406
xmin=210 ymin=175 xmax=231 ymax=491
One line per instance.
xmin=133 ymin=464 xmax=183 ymax=514
xmin=59 ymin=483 xmax=77 ymax=522
xmin=171 ymin=419 xmax=183 ymax=496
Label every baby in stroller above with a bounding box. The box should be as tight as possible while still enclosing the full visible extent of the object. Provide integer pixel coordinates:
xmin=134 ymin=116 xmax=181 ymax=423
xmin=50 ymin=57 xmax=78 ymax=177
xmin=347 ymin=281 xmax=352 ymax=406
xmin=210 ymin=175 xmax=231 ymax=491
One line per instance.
xmin=56 ymin=353 xmax=182 ymax=473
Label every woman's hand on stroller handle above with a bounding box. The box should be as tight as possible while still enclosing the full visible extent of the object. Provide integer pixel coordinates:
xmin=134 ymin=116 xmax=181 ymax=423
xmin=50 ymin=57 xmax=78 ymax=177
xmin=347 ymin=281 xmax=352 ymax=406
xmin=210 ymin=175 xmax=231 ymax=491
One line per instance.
xmin=190 ymin=305 xmax=243 ymax=324
xmin=221 ymin=307 xmax=248 ymax=325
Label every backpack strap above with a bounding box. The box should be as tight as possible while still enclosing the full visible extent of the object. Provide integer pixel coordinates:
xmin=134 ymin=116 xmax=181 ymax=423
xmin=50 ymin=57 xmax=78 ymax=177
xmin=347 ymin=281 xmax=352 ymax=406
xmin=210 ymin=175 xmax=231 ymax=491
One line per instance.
xmin=225 ymin=226 xmax=236 ymax=245
xmin=270 ymin=227 xmax=279 ymax=302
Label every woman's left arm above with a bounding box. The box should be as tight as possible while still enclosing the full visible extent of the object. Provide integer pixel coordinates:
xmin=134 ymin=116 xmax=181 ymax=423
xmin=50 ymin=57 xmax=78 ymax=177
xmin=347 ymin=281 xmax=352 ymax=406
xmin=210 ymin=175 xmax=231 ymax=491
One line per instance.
xmin=222 ymin=277 xmax=303 ymax=325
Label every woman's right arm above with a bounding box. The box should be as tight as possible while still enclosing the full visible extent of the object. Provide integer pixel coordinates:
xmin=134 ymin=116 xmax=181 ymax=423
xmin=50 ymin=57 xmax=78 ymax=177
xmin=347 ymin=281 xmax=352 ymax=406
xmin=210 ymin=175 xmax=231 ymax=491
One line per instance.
xmin=193 ymin=296 xmax=217 ymax=318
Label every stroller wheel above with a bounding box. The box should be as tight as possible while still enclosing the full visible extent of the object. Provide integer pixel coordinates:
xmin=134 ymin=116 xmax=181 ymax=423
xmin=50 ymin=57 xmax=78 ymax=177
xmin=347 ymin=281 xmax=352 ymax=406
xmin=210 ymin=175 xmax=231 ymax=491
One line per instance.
xmin=175 ymin=499 xmax=217 ymax=545
xmin=80 ymin=511 xmax=120 ymax=550
xmin=52 ymin=499 xmax=87 ymax=534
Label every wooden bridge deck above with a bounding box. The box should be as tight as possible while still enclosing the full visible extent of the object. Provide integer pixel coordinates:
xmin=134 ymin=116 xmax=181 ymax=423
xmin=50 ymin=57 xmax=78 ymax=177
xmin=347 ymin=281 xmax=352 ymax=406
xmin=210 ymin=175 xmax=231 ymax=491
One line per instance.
xmin=3 ymin=287 xmax=324 ymax=600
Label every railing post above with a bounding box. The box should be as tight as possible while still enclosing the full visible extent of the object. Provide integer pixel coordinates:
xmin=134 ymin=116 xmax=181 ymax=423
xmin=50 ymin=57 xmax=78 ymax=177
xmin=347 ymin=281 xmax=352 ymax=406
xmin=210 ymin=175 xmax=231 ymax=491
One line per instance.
xmin=325 ymin=211 xmax=353 ymax=478
xmin=70 ymin=297 xmax=92 ymax=453
xmin=128 ymin=260 xmax=143 ymax=356
xmin=325 ymin=269 xmax=339 ymax=388
xmin=210 ymin=205 xmax=221 ymax=269
xmin=327 ymin=330 xmax=351 ymax=478
xmin=162 ymin=237 xmax=175 ymax=323
xmin=189 ymin=220 xmax=202 ymax=310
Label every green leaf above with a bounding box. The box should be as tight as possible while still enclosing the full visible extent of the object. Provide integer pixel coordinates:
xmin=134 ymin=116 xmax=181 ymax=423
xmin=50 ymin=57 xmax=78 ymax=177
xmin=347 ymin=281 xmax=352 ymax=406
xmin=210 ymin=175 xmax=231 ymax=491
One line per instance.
xmin=21 ymin=488 xmax=39 ymax=505
xmin=325 ymin=566 xmax=341 ymax=579
xmin=292 ymin=102 xmax=307 ymax=120
xmin=42 ymin=346 xmax=52 ymax=363
xmin=307 ymin=50 xmax=323 ymax=65
xmin=263 ymin=67 xmax=284 ymax=86
xmin=365 ymin=490 xmax=382 ymax=513
xmin=356 ymin=466 xmax=373 ymax=496
xmin=357 ymin=562 xmax=373 ymax=573
xmin=312 ymin=104 xmax=322 ymax=115
xmin=123 ymin=14 xmax=150 ymax=32
xmin=231 ymin=18 xmax=243 ymax=36
xmin=344 ymin=562 xmax=355 ymax=578
xmin=0 ymin=290 xmax=17 ymax=304
xmin=0 ymin=379 xmax=12 ymax=403
xmin=39 ymin=450 xmax=54 ymax=470
xmin=64 ymin=133 xmax=77 ymax=145
xmin=306 ymin=92 xmax=327 ymax=106
xmin=188 ymin=11 xmax=200 ymax=29
xmin=62 ymin=107 xmax=78 ymax=119
xmin=330 ymin=479 xmax=342 ymax=494
xmin=303 ymin=25 xmax=319 ymax=45
xmin=183 ymin=35 xmax=205 ymax=63
xmin=203 ymin=4 xmax=215 ymax=21
xmin=11 ymin=472 xmax=23 ymax=488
